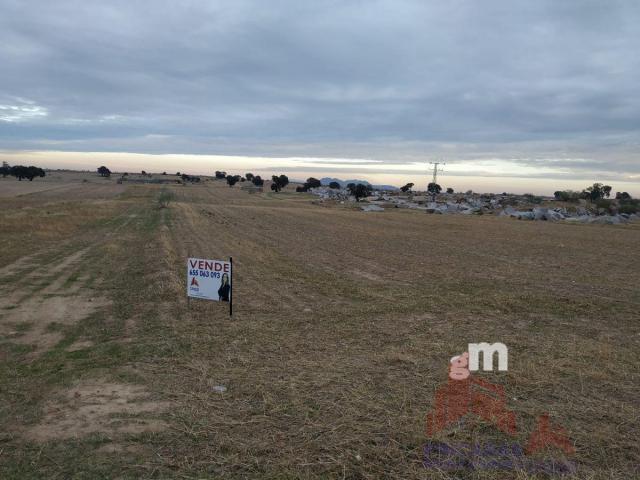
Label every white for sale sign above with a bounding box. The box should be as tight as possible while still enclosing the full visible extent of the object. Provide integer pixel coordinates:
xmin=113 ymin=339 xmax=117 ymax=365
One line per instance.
xmin=187 ymin=258 xmax=232 ymax=302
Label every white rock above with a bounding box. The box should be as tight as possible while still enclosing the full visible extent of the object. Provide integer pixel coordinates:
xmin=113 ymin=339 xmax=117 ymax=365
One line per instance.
xmin=361 ymin=204 xmax=384 ymax=212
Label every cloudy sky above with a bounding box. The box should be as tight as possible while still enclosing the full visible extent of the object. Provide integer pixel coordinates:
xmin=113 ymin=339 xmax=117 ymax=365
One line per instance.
xmin=1 ymin=0 xmax=639 ymax=193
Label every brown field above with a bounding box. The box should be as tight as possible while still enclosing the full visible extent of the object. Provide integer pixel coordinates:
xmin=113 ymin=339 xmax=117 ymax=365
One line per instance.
xmin=0 ymin=171 xmax=638 ymax=479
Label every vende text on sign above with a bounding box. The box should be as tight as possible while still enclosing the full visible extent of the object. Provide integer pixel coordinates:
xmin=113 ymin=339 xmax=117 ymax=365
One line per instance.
xmin=187 ymin=257 xmax=231 ymax=302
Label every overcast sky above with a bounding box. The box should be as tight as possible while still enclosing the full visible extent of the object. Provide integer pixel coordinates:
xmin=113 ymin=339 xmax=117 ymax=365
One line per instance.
xmin=1 ymin=0 xmax=639 ymax=193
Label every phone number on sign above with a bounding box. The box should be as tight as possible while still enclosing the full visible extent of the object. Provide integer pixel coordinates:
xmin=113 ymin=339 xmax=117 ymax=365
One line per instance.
xmin=189 ymin=269 xmax=222 ymax=278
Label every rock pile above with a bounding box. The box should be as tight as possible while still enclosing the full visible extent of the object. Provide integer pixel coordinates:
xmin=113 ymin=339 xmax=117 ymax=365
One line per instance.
xmin=306 ymin=187 xmax=638 ymax=224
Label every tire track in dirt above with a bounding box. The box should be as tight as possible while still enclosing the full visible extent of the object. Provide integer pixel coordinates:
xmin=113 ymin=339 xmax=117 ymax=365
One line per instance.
xmin=170 ymin=200 xmax=340 ymax=314
xmin=0 ymin=204 xmax=141 ymax=299
xmin=0 ymin=204 xmax=144 ymax=356
xmin=187 ymin=185 xmax=406 ymax=310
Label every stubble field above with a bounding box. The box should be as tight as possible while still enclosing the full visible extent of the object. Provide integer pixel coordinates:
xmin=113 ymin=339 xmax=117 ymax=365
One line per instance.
xmin=0 ymin=172 xmax=638 ymax=479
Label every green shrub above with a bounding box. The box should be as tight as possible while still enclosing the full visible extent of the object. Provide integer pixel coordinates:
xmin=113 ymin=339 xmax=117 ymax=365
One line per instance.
xmin=158 ymin=189 xmax=175 ymax=208
xmin=619 ymin=199 xmax=639 ymax=214
xmin=523 ymin=193 xmax=543 ymax=204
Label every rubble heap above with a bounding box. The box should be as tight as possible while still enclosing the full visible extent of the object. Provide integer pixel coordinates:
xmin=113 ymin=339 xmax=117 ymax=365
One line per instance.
xmin=306 ymin=187 xmax=639 ymax=224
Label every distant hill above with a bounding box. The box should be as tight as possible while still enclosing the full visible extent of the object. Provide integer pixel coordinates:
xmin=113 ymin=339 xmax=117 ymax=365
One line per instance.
xmin=320 ymin=177 xmax=399 ymax=191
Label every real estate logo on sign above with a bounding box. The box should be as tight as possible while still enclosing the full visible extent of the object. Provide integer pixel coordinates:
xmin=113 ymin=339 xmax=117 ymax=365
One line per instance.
xmin=187 ymin=258 xmax=231 ymax=302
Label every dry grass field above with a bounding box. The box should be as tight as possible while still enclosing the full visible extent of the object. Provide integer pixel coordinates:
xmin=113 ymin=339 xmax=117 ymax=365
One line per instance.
xmin=0 ymin=172 xmax=638 ymax=479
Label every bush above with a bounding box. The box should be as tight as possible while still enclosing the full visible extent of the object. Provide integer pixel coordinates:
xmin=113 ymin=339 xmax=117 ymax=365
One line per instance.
xmin=271 ymin=174 xmax=289 ymax=192
xmin=554 ymin=190 xmax=581 ymax=202
xmin=595 ymin=199 xmax=614 ymax=210
xmin=252 ymin=176 xmax=264 ymax=187
xmin=158 ymin=189 xmax=175 ymax=208
xmin=215 ymin=171 xmax=227 ymax=179
xmin=328 ymin=181 xmax=341 ymax=189
xmin=227 ymin=175 xmax=241 ymax=187
xmin=182 ymin=174 xmax=201 ymax=183
xmin=619 ymin=203 xmax=639 ymax=215
xmin=427 ymin=182 xmax=441 ymax=195
xmin=347 ymin=183 xmax=371 ymax=201
xmin=305 ymin=177 xmax=321 ymax=190
xmin=523 ymin=193 xmax=543 ymax=204
xmin=97 ymin=166 xmax=111 ymax=177
xmin=617 ymin=196 xmax=639 ymax=214
xmin=400 ymin=183 xmax=414 ymax=193
xmin=616 ymin=191 xmax=632 ymax=201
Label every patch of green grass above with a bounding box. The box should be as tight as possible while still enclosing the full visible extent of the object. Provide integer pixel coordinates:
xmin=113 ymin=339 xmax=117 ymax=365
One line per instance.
xmin=12 ymin=322 xmax=32 ymax=332
xmin=44 ymin=322 xmax=64 ymax=333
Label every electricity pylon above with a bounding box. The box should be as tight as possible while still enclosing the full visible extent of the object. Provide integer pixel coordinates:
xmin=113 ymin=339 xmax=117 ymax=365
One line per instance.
xmin=429 ymin=162 xmax=444 ymax=185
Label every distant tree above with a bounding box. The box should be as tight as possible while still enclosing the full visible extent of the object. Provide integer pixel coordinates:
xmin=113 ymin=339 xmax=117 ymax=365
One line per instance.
xmin=347 ymin=183 xmax=371 ymax=201
xmin=28 ymin=166 xmax=45 ymax=181
xmin=582 ymin=183 xmax=612 ymax=201
xmin=176 ymin=172 xmax=181 ymax=176
xmin=0 ymin=161 xmax=9 ymax=177
xmin=215 ymin=171 xmax=227 ymax=179
xmin=446 ymin=187 xmax=454 ymax=194
xmin=554 ymin=190 xmax=581 ymax=202
xmin=10 ymin=166 xmax=26 ymax=180
xmin=245 ymin=173 xmax=254 ymax=181
xmin=227 ymin=175 xmax=239 ymax=187
xmin=271 ymin=174 xmax=289 ymax=192
xmin=400 ymin=182 xmax=414 ymax=193
xmin=162 ymin=171 xmax=167 ymax=175
xmin=240 ymin=177 xmax=246 ymax=182
xmin=427 ymin=182 xmax=442 ymax=196
xmin=182 ymin=174 xmax=201 ymax=183
xmin=97 ymin=166 xmax=111 ymax=177
xmin=296 ymin=185 xmax=306 ymax=192
xmin=616 ymin=191 xmax=632 ymax=201
xmin=252 ymin=175 xmax=264 ymax=187
xmin=305 ymin=177 xmax=322 ymax=190
xmin=328 ymin=181 xmax=341 ymax=189
xmin=10 ymin=165 xmax=45 ymax=181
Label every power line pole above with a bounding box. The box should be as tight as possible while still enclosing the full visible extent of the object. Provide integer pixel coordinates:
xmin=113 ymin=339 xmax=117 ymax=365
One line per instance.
xmin=428 ymin=162 xmax=445 ymax=201
xmin=429 ymin=162 xmax=445 ymax=185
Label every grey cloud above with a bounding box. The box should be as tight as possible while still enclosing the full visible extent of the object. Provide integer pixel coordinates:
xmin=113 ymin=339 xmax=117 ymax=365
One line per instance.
xmin=0 ymin=0 xmax=639 ymax=180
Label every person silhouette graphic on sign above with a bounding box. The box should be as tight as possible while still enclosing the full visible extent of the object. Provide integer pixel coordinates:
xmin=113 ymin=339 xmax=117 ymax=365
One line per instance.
xmin=218 ymin=273 xmax=230 ymax=302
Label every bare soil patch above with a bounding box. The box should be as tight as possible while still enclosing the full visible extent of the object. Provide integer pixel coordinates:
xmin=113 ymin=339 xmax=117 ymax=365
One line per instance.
xmin=23 ymin=379 xmax=171 ymax=442
xmin=0 ymin=295 xmax=110 ymax=355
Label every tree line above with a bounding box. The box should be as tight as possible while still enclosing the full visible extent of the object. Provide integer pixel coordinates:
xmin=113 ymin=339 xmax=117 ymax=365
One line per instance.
xmin=554 ymin=183 xmax=634 ymax=202
xmin=0 ymin=164 xmax=46 ymax=181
